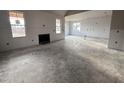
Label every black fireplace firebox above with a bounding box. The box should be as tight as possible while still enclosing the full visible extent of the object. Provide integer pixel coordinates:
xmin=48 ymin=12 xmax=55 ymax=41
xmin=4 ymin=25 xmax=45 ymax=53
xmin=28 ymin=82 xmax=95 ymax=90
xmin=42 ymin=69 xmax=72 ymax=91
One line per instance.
xmin=39 ymin=34 xmax=50 ymax=44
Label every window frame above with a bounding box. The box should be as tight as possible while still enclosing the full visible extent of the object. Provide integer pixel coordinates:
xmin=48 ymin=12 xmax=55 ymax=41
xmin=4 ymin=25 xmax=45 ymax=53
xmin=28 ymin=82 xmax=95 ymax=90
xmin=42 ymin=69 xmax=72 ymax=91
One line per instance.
xmin=56 ymin=19 xmax=61 ymax=34
xmin=9 ymin=11 xmax=26 ymax=38
xmin=72 ymin=22 xmax=81 ymax=32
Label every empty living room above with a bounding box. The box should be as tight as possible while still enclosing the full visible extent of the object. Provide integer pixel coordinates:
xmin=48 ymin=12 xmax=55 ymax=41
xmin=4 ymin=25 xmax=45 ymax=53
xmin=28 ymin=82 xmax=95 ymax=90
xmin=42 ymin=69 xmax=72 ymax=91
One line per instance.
xmin=0 ymin=10 xmax=124 ymax=83
xmin=1 ymin=0 xmax=124 ymax=93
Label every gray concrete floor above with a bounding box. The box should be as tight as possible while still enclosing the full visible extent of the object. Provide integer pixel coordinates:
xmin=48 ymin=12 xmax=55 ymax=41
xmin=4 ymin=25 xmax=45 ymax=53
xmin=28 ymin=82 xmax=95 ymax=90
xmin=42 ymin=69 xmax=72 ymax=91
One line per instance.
xmin=0 ymin=36 xmax=124 ymax=83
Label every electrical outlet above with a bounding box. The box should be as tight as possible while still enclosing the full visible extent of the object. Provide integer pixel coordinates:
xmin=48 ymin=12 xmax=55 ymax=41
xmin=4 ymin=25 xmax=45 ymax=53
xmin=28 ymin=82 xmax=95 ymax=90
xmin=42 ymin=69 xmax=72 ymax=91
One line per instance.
xmin=6 ymin=43 xmax=10 ymax=46
xmin=115 ymin=41 xmax=118 ymax=44
xmin=43 ymin=24 xmax=46 ymax=27
xmin=117 ymin=30 xmax=119 ymax=33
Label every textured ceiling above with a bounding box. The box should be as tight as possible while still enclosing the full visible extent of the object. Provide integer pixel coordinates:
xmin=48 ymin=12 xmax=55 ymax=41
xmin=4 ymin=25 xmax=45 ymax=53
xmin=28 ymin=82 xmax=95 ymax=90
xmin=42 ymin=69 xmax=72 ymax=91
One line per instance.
xmin=65 ymin=10 xmax=88 ymax=16
xmin=51 ymin=10 xmax=67 ymax=16
xmin=45 ymin=10 xmax=88 ymax=16
xmin=65 ymin=10 xmax=112 ymax=21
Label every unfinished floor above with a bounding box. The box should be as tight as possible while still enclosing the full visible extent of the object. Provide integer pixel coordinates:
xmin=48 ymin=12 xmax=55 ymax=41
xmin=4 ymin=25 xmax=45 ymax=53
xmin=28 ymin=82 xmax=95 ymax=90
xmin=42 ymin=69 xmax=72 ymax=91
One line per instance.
xmin=0 ymin=36 xmax=124 ymax=83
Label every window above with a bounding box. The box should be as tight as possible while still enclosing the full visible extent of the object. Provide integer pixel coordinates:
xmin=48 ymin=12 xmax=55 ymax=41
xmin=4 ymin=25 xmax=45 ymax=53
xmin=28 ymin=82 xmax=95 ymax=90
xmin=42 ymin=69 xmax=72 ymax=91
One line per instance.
xmin=73 ymin=22 xmax=80 ymax=32
xmin=9 ymin=11 xmax=26 ymax=38
xmin=56 ymin=19 xmax=61 ymax=34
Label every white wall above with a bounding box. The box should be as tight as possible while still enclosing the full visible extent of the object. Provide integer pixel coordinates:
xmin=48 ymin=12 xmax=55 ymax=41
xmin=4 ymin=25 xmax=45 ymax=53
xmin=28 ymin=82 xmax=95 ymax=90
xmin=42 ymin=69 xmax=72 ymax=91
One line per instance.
xmin=69 ymin=15 xmax=112 ymax=38
xmin=0 ymin=10 xmax=65 ymax=52
xmin=108 ymin=11 xmax=124 ymax=51
xmin=65 ymin=21 xmax=70 ymax=36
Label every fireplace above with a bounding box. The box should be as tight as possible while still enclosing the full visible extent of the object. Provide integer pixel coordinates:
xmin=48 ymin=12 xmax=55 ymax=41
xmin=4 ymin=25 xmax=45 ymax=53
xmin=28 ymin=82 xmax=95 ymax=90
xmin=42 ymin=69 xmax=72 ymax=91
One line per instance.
xmin=39 ymin=34 xmax=50 ymax=44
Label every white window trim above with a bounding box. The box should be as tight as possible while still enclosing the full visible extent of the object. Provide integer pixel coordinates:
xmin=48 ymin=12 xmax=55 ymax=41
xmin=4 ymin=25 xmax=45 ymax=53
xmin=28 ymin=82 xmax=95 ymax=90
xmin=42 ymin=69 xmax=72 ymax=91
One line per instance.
xmin=56 ymin=19 xmax=61 ymax=34
xmin=72 ymin=22 xmax=81 ymax=32
xmin=9 ymin=11 xmax=26 ymax=38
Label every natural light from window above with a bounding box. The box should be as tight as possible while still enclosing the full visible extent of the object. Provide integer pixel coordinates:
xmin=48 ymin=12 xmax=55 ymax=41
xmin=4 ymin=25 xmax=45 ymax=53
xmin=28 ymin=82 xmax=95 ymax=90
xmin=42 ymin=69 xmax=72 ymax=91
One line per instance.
xmin=56 ymin=19 xmax=61 ymax=34
xmin=73 ymin=22 xmax=80 ymax=32
xmin=9 ymin=11 xmax=26 ymax=38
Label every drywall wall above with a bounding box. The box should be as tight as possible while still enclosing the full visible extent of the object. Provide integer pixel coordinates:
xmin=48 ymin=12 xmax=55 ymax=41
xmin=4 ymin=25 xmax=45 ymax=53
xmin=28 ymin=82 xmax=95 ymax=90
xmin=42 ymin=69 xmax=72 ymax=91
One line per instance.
xmin=0 ymin=10 xmax=65 ymax=52
xmin=69 ymin=14 xmax=112 ymax=38
xmin=65 ymin=21 xmax=70 ymax=36
xmin=108 ymin=11 xmax=124 ymax=51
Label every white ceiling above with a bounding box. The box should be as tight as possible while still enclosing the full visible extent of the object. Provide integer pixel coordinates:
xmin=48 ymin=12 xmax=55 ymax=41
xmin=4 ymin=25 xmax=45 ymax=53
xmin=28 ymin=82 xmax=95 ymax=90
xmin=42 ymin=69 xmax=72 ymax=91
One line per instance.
xmin=46 ymin=10 xmax=67 ymax=16
xmin=65 ymin=10 xmax=112 ymax=21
